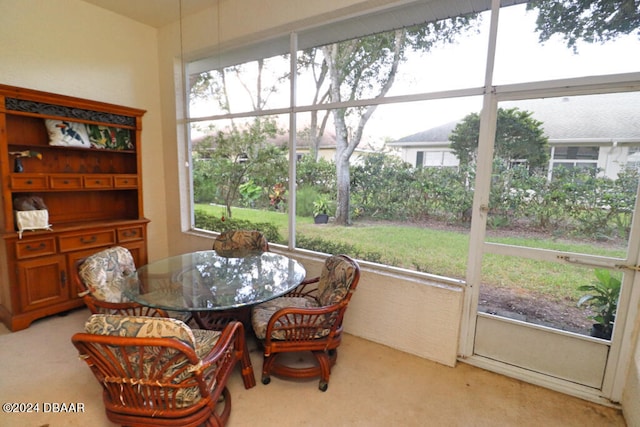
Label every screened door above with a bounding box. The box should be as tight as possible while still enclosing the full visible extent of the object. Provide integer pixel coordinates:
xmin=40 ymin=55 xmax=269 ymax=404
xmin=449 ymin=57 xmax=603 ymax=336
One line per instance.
xmin=464 ymin=91 xmax=640 ymax=399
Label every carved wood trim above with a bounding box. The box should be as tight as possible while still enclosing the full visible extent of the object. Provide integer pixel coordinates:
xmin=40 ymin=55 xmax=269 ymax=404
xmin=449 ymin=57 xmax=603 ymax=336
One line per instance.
xmin=5 ymin=97 xmax=136 ymax=127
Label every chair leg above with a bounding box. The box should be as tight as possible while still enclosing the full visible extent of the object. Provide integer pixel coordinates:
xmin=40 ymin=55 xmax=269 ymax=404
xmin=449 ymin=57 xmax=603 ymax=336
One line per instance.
xmin=238 ymin=338 xmax=256 ymax=388
xmin=314 ymin=350 xmax=333 ymax=392
xmin=229 ymin=324 xmax=255 ymax=389
xmin=261 ymin=349 xmax=339 ymax=391
xmin=328 ymin=348 xmax=338 ymax=365
xmin=207 ymin=387 xmax=232 ymax=427
xmin=261 ymin=353 xmax=276 ymax=385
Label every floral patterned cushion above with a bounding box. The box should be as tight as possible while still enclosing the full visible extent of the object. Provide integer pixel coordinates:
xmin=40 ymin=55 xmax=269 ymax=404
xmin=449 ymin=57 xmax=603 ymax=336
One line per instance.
xmin=251 ymin=297 xmax=318 ymax=340
xmin=79 ymin=246 xmax=135 ymax=303
xmin=84 ymin=314 xmax=221 ymax=409
xmin=317 ymin=255 xmax=358 ymax=306
xmin=84 ymin=314 xmax=197 ymax=347
xmin=191 ymin=329 xmax=223 ymax=359
xmin=213 ymin=230 xmax=269 ymax=256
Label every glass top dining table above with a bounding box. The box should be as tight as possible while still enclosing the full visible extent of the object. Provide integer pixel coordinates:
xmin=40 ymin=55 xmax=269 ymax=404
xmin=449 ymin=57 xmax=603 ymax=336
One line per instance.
xmin=123 ymin=250 xmax=306 ymax=312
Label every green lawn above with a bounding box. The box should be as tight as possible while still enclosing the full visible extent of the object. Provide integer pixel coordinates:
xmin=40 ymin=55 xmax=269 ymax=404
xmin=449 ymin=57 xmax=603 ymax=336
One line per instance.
xmin=196 ymin=204 xmax=625 ymax=301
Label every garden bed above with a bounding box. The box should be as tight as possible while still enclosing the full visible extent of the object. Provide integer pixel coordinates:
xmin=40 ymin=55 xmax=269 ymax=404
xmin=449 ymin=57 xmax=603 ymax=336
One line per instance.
xmin=360 ymin=217 xmax=604 ymax=335
xmin=478 ymin=284 xmax=593 ymax=334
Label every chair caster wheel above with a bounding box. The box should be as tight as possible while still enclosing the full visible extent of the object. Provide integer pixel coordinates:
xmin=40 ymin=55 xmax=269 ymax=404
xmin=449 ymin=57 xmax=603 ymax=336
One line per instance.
xmin=319 ymin=381 xmax=328 ymax=392
xmin=262 ymin=376 xmax=271 ymax=385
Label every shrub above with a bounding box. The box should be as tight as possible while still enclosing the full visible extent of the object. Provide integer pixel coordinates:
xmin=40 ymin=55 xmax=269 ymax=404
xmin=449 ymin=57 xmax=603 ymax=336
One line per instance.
xmin=296 ymin=234 xmax=383 ymax=263
xmin=194 ymin=210 xmax=281 ymax=243
xmin=296 ymin=186 xmax=320 ymax=217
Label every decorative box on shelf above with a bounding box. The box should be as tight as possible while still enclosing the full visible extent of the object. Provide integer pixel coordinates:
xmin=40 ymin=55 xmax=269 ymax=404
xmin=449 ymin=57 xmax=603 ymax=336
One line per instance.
xmin=14 ymin=210 xmax=52 ymax=238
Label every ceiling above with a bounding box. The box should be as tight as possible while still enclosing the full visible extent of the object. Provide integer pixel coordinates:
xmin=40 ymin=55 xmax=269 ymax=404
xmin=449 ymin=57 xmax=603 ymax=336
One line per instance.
xmin=81 ymin=0 xmax=214 ymax=28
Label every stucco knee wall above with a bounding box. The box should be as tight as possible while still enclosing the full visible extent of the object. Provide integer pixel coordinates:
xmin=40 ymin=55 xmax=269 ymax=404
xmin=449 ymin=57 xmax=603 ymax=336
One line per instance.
xmin=291 ymin=252 xmax=464 ymax=367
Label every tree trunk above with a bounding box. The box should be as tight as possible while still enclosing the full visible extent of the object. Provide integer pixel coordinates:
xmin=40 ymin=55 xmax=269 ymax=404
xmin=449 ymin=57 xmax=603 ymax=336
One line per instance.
xmin=322 ymin=32 xmax=404 ymax=225
xmin=335 ymin=147 xmax=351 ymax=225
xmin=332 ymin=105 xmax=351 ymax=225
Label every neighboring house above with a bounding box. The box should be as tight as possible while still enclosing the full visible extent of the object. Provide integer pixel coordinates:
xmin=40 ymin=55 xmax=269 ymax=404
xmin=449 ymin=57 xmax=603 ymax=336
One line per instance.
xmin=273 ymin=130 xmax=338 ymax=162
xmin=193 ymin=127 xmax=377 ymax=164
xmin=388 ymin=92 xmax=640 ymax=179
xmin=284 ymin=129 xmax=383 ymax=164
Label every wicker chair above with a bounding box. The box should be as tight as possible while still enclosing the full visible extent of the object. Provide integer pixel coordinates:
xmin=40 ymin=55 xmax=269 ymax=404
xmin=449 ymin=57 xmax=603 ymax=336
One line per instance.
xmin=194 ymin=230 xmax=270 ymax=330
xmin=72 ymin=314 xmax=255 ymax=427
xmin=73 ymin=246 xmax=191 ymax=323
xmin=251 ymin=254 xmax=360 ymax=391
xmin=212 ymin=229 xmax=270 ymax=256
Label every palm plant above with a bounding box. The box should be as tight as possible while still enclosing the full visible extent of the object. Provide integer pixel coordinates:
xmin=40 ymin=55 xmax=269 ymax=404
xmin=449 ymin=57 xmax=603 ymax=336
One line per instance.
xmin=577 ymin=269 xmax=621 ymax=340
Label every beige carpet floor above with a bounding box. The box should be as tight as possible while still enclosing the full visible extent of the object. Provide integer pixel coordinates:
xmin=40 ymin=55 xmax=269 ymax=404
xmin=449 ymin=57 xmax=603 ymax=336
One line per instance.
xmin=0 ymin=308 xmax=626 ymax=426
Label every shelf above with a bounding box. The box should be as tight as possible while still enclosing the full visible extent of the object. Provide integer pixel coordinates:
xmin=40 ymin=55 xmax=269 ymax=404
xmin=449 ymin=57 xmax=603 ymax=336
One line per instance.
xmin=0 ymin=84 xmax=147 ymax=331
xmin=8 ymin=143 xmax=136 ymax=155
xmin=1 ymin=218 xmax=150 ymax=240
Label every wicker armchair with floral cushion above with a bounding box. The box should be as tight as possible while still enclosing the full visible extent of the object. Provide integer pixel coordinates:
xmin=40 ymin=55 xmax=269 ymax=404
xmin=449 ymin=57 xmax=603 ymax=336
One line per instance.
xmin=194 ymin=230 xmax=270 ymax=330
xmin=72 ymin=314 xmax=255 ymax=427
xmin=74 ymin=246 xmax=191 ymax=323
xmin=251 ymin=254 xmax=360 ymax=391
xmin=212 ymin=229 xmax=270 ymax=256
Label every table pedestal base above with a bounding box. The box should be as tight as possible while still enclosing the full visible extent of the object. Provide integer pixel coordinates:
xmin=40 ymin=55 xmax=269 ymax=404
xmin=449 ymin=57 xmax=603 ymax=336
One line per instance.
xmin=193 ymin=307 xmax=252 ymax=331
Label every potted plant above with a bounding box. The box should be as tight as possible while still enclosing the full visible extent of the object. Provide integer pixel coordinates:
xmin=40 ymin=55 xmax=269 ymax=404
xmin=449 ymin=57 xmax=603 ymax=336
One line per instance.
xmin=577 ymin=269 xmax=621 ymax=340
xmin=313 ymin=195 xmax=331 ymax=224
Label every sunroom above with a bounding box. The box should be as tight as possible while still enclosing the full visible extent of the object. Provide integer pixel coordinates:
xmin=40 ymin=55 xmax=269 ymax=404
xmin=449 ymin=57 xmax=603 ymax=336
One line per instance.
xmin=1 ymin=0 xmax=639 ymax=425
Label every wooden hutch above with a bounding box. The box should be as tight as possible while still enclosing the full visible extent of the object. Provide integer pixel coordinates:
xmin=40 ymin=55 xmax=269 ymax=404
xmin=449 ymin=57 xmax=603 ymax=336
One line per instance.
xmin=0 ymin=84 xmax=148 ymax=331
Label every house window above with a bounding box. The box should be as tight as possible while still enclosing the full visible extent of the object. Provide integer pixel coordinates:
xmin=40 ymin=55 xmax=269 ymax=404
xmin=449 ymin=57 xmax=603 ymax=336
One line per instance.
xmin=627 ymin=147 xmax=640 ymax=172
xmin=551 ymin=146 xmax=599 ymax=175
xmin=553 ymin=146 xmax=599 ymax=161
xmin=416 ymin=151 xmax=424 ymax=168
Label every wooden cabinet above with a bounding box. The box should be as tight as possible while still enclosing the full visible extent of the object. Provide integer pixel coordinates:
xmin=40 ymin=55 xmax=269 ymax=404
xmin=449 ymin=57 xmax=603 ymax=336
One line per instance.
xmin=0 ymin=84 xmax=148 ymax=331
xmin=17 ymin=255 xmax=68 ymax=313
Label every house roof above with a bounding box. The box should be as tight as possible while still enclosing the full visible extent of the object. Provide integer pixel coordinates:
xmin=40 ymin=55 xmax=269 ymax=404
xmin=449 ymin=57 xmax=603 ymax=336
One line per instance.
xmin=389 ymin=91 xmax=640 ymax=148
xmin=390 ymin=121 xmax=458 ymax=144
xmin=271 ymin=131 xmax=337 ymax=149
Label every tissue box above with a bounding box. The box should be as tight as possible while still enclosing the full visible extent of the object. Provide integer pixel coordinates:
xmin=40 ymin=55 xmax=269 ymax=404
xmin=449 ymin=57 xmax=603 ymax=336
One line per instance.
xmin=15 ymin=210 xmax=52 ymax=238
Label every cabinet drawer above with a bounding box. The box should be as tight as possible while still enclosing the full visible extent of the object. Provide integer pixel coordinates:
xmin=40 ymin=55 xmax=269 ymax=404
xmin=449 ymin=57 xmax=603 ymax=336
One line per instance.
xmin=50 ymin=174 xmax=83 ymax=190
xmin=84 ymin=175 xmax=113 ymax=189
xmin=117 ymin=225 xmax=144 ymax=243
xmin=15 ymin=237 xmax=57 ymax=259
xmin=10 ymin=174 xmax=48 ymax=190
xmin=58 ymin=230 xmax=116 ymax=252
xmin=114 ymin=175 xmax=138 ymax=188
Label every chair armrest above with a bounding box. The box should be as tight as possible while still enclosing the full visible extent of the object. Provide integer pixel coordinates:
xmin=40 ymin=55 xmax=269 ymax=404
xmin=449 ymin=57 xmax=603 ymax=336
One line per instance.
xmin=285 ymin=276 xmax=320 ymax=298
xmin=82 ymin=295 xmax=169 ymax=318
xmin=199 ymin=321 xmax=244 ymax=366
xmin=264 ymin=302 xmax=347 ymax=343
xmin=197 ymin=321 xmax=254 ymax=391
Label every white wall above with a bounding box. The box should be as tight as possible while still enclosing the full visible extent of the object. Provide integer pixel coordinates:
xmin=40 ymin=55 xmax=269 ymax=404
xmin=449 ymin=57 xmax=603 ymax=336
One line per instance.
xmin=0 ymin=0 xmax=169 ymax=261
